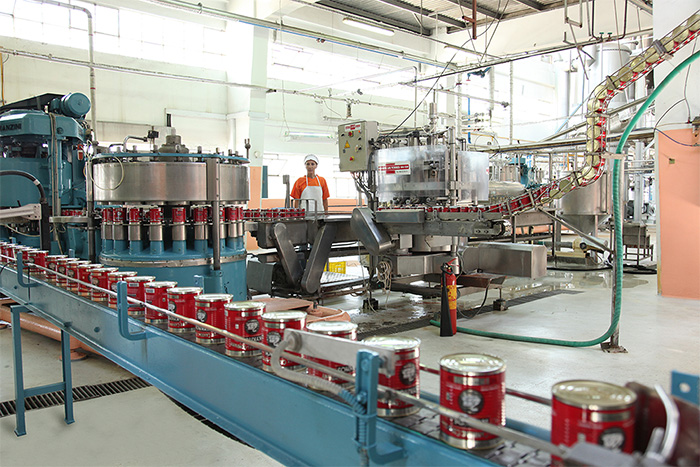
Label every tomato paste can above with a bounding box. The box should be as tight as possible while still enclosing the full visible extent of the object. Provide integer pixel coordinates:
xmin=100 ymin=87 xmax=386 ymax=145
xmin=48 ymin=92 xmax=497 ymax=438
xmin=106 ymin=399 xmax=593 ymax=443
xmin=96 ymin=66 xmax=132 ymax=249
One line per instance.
xmin=65 ymin=260 xmax=89 ymax=291
xmin=77 ymin=263 xmax=102 ymax=296
xmin=194 ymin=294 xmax=233 ymax=344
xmin=223 ymin=301 xmax=265 ymax=357
xmin=46 ymin=255 xmax=67 ymax=284
xmin=107 ymin=271 xmax=138 ymax=308
xmin=362 ymin=336 xmax=421 ymax=417
xmin=90 ymin=267 xmax=118 ymax=302
xmin=144 ymin=281 xmax=177 ymax=323
xmin=167 ymin=287 xmax=202 ymax=333
xmin=439 ymin=353 xmax=506 ymax=449
xmin=26 ymin=249 xmax=48 ymax=278
xmin=305 ymin=321 xmax=358 ymax=386
xmin=125 ymin=276 xmax=155 ymax=316
xmin=0 ymin=242 xmax=8 ymax=264
xmin=551 ymin=380 xmax=637 ymax=465
xmin=261 ymin=311 xmax=307 ymax=372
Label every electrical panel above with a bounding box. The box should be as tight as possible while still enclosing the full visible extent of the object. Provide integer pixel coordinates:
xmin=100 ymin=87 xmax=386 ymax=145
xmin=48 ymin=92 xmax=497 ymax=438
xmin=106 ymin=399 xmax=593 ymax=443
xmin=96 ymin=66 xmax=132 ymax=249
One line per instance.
xmin=338 ymin=121 xmax=378 ymax=172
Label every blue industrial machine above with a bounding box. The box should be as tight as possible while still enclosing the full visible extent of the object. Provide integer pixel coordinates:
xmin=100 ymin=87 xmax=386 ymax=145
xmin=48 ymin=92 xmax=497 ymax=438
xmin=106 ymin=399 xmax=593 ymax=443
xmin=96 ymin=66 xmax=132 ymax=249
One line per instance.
xmin=0 ymin=93 xmax=92 ymax=256
xmin=91 ymin=135 xmax=249 ymax=296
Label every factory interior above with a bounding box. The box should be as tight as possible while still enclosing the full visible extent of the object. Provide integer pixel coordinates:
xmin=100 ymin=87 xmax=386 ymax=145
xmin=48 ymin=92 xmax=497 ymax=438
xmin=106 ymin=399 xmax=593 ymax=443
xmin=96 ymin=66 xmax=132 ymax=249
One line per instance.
xmin=0 ymin=0 xmax=699 ymax=465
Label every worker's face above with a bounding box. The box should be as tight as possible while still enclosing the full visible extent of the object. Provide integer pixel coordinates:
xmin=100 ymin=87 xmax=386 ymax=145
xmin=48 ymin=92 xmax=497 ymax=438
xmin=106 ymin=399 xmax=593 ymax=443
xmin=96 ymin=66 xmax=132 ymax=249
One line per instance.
xmin=305 ymin=160 xmax=317 ymax=175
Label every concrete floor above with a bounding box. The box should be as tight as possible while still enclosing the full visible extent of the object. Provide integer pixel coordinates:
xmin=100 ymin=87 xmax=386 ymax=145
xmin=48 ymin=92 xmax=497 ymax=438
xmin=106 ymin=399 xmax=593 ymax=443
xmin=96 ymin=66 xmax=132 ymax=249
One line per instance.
xmin=1 ymin=266 xmax=699 ymax=465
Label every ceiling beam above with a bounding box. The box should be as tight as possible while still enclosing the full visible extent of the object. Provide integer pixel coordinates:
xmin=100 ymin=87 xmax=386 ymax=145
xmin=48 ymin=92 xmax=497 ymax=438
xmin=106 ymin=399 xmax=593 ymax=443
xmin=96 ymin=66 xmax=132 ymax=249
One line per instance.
xmin=442 ymin=0 xmax=504 ymax=20
xmin=512 ymin=0 xmax=546 ymax=11
xmin=317 ymin=0 xmax=430 ymax=35
xmin=375 ymin=0 xmax=468 ymax=29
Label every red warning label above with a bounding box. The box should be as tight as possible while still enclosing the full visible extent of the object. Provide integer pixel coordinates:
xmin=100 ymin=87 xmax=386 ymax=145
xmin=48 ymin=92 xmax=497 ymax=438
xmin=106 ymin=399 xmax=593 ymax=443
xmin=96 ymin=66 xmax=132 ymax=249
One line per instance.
xmin=378 ymin=162 xmax=411 ymax=175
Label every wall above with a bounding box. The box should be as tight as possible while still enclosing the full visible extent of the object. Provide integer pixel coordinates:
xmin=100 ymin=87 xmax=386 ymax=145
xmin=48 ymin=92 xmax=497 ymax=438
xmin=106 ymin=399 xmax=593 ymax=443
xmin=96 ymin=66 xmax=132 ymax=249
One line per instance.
xmin=653 ymin=1 xmax=700 ymax=298
xmin=657 ymin=129 xmax=700 ymax=299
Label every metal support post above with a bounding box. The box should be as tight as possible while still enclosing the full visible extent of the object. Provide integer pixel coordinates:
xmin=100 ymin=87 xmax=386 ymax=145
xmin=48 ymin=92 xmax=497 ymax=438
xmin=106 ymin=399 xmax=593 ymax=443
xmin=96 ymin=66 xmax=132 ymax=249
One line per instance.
xmin=354 ymin=349 xmax=403 ymax=465
xmin=11 ymin=304 xmax=75 ymax=437
xmin=116 ymin=281 xmax=148 ymax=341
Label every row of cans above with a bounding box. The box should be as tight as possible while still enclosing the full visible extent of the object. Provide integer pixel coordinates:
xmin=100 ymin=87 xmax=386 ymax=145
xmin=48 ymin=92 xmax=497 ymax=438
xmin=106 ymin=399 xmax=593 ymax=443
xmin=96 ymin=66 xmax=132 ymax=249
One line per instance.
xmin=377 ymin=205 xmax=477 ymax=213
xmin=101 ymin=205 xmax=246 ymax=225
xmin=243 ymin=208 xmax=306 ymax=220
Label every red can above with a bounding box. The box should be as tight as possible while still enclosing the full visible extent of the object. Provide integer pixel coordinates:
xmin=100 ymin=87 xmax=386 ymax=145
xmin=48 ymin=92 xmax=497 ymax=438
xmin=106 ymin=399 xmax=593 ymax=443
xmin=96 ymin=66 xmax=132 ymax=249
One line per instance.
xmin=103 ymin=206 xmax=113 ymax=223
xmin=439 ymin=353 xmax=506 ymax=450
xmin=46 ymin=255 xmax=67 ymax=283
xmin=113 ymin=206 xmax=126 ymax=224
xmin=107 ymin=271 xmax=138 ymax=308
xmin=261 ymin=311 xmax=307 ymax=372
xmin=148 ymin=207 xmax=163 ymax=224
xmin=144 ymin=281 xmax=177 ymax=324
xmin=194 ymin=294 xmax=233 ymax=344
xmin=306 ymin=321 xmax=358 ymax=386
xmin=65 ymin=260 xmax=90 ymax=291
xmin=551 ymin=380 xmax=637 ymax=465
xmin=193 ymin=205 xmax=208 ymax=223
xmin=125 ymin=276 xmax=155 ymax=316
xmin=29 ymin=250 xmax=48 ymax=278
xmin=172 ymin=206 xmax=187 ymax=224
xmin=363 ymin=336 xmax=421 ymax=417
xmin=127 ymin=206 xmax=142 ymax=223
xmin=77 ymin=263 xmax=102 ymax=296
xmin=167 ymin=287 xmax=202 ymax=333
xmin=90 ymin=267 xmax=118 ymax=302
xmin=0 ymin=242 xmax=8 ymax=264
xmin=24 ymin=249 xmax=40 ymax=277
xmin=224 ymin=301 xmax=265 ymax=357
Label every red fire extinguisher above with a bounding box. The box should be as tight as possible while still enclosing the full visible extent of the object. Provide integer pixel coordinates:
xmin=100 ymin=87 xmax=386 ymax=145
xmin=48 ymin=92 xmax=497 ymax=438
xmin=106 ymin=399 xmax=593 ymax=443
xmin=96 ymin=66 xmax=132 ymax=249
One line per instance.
xmin=440 ymin=259 xmax=458 ymax=337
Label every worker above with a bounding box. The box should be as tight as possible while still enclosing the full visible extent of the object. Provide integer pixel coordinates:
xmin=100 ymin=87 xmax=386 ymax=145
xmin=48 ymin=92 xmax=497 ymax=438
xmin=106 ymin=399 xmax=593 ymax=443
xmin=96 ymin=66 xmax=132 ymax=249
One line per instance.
xmin=291 ymin=154 xmax=330 ymax=213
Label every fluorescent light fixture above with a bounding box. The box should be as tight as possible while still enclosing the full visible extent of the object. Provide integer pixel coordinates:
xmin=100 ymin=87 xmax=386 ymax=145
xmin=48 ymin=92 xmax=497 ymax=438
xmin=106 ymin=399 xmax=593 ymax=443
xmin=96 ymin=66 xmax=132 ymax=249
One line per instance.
xmin=444 ymin=45 xmax=481 ymax=59
xmin=272 ymin=62 xmax=304 ymax=71
xmin=285 ymin=130 xmax=334 ymax=139
xmin=342 ymin=17 xmax=394 ymax=37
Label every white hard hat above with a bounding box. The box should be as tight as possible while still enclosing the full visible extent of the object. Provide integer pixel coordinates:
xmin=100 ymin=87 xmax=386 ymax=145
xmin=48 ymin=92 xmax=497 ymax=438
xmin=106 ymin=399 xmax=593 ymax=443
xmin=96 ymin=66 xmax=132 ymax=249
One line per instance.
xmin=304 ymin=154 xmax=319 ymax=165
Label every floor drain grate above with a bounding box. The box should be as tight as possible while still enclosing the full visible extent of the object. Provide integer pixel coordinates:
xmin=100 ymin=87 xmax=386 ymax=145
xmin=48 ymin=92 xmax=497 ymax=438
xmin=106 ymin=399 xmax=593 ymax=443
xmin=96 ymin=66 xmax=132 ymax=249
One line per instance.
xmin=0 ymin=377 xmax=150 ymax=418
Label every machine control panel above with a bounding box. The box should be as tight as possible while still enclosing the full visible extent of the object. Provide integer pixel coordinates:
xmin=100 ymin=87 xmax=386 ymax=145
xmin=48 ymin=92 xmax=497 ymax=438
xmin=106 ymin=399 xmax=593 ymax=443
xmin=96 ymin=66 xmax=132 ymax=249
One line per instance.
xmin=338 ymin=121 xmax=378 ymax=172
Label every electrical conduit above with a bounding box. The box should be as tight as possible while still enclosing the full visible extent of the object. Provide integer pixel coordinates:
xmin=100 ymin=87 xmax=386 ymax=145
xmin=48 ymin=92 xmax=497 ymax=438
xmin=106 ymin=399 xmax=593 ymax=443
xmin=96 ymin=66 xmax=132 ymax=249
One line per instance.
xmin=431 ymin=49 xmax=700 ymax=347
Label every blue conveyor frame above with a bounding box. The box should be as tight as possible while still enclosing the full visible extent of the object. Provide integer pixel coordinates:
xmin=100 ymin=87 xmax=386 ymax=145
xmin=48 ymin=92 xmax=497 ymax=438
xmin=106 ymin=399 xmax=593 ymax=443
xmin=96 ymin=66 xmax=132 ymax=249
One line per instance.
xmin=0 ymin=263 xmax=498 ymax=466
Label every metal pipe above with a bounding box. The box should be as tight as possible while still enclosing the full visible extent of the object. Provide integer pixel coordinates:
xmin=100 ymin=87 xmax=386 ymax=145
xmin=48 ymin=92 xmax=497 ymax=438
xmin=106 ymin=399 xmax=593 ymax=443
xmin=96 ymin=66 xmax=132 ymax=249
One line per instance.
xmin=541 ymin=96 xmax=650 ymax=142
xmin=536 ymin=207 xmax=612 ymax=253
xmin=0 ymin=305 xmax=96 ymax=358
xmin=142 ymin=0 xmax=452 ymax=69
xmin=28 ymin=0 xmax=99 ymax=262
xmin=0 ymin=47 xmax=430 ymax=116
xmin=482 ymin=128 xmax=654 ymax=153
xmin=412 ymin=27 xmax=653 ymax=85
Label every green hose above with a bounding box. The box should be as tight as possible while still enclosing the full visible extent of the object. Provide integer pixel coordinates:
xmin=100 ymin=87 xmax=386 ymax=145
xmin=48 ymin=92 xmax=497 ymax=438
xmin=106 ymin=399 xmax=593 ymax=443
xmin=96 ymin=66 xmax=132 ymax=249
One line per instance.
xmin=431 ymin=49 xmax=700 ymax=347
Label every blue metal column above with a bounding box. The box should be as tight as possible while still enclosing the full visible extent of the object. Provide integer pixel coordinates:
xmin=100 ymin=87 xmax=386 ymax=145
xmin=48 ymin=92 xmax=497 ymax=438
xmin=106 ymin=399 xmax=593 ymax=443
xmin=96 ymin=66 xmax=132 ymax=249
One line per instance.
xmin=11 ymin=305 xmax=75 ymax=436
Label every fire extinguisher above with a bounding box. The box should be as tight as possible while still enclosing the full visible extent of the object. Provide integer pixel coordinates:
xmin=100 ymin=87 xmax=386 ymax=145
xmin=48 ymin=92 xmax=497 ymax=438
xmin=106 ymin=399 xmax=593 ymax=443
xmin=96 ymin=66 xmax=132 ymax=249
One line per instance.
xmin=440 ymin=259 xmax=458 ymax=337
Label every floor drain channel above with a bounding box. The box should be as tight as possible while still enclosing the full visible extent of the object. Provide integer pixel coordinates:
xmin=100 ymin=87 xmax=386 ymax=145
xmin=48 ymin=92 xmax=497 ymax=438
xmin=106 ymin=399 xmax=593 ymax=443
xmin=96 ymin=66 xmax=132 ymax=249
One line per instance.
xmin=0 ymin=377 xmax=150 ymax=418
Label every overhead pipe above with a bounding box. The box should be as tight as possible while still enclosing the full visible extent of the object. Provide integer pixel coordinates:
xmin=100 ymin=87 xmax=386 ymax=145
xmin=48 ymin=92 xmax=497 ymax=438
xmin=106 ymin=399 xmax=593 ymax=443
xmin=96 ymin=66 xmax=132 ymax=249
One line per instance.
xmin=0 ymin=305 xmax=95 ymax=360
xmin=141 ymin=0 xmax=452 ymax=69
xmin=0 ymin=47 xmax=430 ymax=117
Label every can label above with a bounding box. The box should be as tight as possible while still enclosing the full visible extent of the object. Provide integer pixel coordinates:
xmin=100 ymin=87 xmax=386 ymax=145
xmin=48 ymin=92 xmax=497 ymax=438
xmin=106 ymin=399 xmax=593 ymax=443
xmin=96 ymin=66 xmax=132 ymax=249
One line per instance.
xmin=376 ymin=348 xmax=420 ymax=416
xmin=195 ymin=298 xmax=230 ymax=343
xmin=172 ymin=207 xmax=186 ymax=224
xmin=262 ymin=316 xmax=305 ymax=371
xmin=440 ymin=371 xmax=505 ymax=449
xmin=167 ymin=292 xmax=199 ymax=332
xmin=224 ymin=305 xmax=264 ymax=356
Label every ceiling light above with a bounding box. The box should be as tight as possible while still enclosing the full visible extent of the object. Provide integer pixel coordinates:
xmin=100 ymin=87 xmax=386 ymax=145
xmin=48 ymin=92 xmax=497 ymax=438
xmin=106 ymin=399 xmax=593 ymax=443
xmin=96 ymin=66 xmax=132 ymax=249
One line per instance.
xmin=285 ymin=130 xmax=334 ymax=139
xmin=342 ymin=18 xmax=394 ymax=37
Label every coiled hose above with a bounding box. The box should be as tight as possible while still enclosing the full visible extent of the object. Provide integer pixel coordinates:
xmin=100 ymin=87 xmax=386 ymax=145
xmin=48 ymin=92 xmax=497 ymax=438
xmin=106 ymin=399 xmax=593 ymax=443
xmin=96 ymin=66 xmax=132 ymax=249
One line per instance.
xmin=430 ymin=50 xmax=700 ymax=347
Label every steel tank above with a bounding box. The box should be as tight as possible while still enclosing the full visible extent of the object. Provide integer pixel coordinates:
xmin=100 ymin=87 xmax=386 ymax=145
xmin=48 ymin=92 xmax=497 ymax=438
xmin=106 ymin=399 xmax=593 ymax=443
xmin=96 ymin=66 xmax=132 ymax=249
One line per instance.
xmin=558 ymin=171 xmax=612 ymax=235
